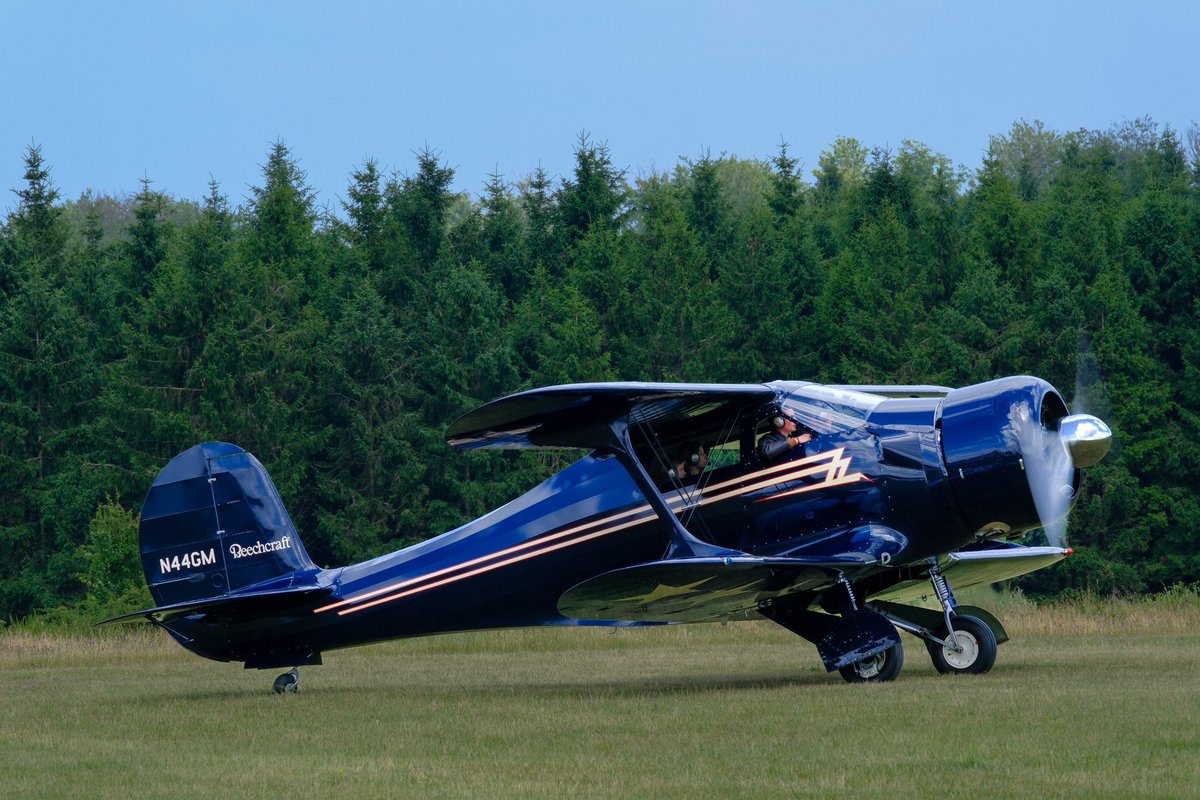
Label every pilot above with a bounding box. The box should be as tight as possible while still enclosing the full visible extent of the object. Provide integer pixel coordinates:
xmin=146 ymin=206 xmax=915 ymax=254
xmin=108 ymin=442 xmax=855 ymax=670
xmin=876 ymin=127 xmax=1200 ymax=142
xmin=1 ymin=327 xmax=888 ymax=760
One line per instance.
xmin=671 ymin=441 xmax=708 ymax=483
xmin=758 ymin=411 xmax=814 ymax=461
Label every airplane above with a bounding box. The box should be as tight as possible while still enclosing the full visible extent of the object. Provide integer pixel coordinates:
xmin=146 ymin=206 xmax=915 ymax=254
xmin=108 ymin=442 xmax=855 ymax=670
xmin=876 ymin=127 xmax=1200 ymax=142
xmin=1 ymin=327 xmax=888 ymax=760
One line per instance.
xmin=103 ymin=375 xmax=1113 ymax=692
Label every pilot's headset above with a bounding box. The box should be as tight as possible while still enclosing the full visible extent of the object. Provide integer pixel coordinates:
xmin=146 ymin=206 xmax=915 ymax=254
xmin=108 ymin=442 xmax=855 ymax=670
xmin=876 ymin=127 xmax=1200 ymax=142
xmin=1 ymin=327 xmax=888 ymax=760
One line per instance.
xmin=667 ymin=441 xmax=703 ymax=480
xmin=679 ymin=441 xmax=703 ymax=466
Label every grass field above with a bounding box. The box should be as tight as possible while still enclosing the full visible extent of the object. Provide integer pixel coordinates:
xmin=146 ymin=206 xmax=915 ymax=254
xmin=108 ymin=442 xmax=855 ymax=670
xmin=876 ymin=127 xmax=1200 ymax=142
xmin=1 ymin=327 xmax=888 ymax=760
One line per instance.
xmin=2 ymin=594 xmax=1199 ymax=799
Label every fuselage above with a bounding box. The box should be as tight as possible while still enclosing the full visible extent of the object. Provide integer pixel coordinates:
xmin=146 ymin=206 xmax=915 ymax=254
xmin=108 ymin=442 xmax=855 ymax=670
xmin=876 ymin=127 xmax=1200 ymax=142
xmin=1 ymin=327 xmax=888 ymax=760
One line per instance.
xmin=165 ymin=381 xmax=1037 ymax=666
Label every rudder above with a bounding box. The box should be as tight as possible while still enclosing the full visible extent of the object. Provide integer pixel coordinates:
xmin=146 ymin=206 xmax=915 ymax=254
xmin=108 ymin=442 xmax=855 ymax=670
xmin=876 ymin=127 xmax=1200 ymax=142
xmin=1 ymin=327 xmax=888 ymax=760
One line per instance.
xmin=140 ymin=442 xmax=316 ymax=607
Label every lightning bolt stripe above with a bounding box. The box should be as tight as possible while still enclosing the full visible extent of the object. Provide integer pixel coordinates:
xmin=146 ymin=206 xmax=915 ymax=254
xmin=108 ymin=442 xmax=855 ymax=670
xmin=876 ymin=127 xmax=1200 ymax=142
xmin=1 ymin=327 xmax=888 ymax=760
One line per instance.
xmin=699 ymin=449 xmax=862 ymax=506
xmin=317 ymin=449 xmax=868 ymax=616
xmin=751 ymin=449 xmax=867 ymax=501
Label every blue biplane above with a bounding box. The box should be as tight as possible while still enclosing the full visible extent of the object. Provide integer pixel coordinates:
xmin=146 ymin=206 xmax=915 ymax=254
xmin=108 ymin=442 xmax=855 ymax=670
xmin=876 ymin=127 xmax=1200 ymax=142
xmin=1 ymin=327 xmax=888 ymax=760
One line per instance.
xmin=104 ymin=376 xmax=1111 ymax=691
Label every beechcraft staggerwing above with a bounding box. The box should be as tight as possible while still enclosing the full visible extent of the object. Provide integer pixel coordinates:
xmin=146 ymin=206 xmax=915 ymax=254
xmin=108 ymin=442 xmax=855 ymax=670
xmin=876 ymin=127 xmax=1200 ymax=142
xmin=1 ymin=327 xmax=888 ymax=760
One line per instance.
xmin=104 ymin=376 xmax=1112 ymax=691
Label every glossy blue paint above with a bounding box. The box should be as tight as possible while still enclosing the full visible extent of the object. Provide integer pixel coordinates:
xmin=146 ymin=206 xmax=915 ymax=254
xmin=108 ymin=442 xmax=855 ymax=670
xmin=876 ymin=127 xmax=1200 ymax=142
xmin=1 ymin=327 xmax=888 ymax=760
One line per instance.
xmin=114 ymin=376 xmax=1099 ymax=679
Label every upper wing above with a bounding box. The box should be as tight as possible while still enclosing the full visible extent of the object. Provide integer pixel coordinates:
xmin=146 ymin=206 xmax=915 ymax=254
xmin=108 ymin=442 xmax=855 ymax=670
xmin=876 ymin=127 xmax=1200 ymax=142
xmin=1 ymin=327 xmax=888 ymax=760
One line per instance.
xmin=445 ymin=382 xmax=775 ymax=451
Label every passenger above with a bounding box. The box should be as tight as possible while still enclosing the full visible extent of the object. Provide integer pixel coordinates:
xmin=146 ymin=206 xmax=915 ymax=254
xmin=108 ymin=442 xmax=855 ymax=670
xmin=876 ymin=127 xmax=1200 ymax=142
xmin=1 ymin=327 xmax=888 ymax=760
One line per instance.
xmin=671 ymin=440 xmax=708 ymax=482
xmin=758 ymin=412 xmax=814 ymax=460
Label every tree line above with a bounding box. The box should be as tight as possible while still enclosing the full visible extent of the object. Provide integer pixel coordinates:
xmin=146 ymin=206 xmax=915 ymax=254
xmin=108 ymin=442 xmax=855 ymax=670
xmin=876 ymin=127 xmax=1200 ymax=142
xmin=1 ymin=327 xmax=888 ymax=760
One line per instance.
xmin=2 ymin=119 xmax=1198 ymax=622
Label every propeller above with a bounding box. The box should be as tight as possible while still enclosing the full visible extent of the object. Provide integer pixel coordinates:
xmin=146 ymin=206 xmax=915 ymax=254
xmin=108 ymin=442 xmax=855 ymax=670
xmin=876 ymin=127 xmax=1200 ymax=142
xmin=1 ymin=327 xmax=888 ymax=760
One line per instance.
xmin=1007 ymin=406 xmax=1109 ymax=547
xmin=1011 ymin=335 xmax=1114 ymax=547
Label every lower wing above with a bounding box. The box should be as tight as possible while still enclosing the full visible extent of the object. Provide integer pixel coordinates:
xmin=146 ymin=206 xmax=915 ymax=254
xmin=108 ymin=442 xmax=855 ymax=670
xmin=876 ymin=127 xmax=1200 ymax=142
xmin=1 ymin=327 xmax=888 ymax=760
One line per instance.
xmin=868 ymin=543 xmax=1070 ymax=604
xmin=557 ymin=555 xmax=868 ymax=623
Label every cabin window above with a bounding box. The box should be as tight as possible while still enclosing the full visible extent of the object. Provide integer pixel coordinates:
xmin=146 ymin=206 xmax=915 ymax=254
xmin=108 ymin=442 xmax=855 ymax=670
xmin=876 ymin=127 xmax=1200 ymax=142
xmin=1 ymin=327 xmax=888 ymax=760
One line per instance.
xmin=627 ymin=412 xmax=746 ymax=490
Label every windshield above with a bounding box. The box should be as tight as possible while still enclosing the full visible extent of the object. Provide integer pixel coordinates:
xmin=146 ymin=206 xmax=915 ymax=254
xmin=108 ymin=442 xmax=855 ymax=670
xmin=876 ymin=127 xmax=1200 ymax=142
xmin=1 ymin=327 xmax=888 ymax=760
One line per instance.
xmin=781 ymin=385 xmax=885 ymax=433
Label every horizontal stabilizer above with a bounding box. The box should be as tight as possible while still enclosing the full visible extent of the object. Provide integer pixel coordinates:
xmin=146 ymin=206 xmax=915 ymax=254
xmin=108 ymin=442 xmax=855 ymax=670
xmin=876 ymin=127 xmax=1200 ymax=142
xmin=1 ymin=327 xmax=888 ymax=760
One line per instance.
xmin=557 ymin=555 xmax=862 ymax=623
xmin=98 ymin=585 xmax=333 ymax=625
xmin=868 ymin=543 xmax=1070 ymax=604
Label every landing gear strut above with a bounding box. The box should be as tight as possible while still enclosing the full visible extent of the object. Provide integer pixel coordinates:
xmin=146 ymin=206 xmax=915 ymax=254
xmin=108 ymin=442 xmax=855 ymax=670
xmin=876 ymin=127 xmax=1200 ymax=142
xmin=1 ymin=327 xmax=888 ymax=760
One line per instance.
xmin=832 ymin=576 xmax=904 ymax=683
xmin=922 ymin=564 xmax=997 ymax=675
xmin=273 ymin=667 xmax=300 ymax=694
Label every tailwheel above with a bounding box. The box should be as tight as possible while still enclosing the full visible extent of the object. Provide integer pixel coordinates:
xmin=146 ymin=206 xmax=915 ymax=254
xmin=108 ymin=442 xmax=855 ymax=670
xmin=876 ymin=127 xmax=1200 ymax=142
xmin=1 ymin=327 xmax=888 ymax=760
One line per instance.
xmin=273 ymin=667 xmax=300 ymax=694
xmin=926 ymin=615 xmax=997 ymax=675
xmin=839 ymin=641 xmax=904 ymax=683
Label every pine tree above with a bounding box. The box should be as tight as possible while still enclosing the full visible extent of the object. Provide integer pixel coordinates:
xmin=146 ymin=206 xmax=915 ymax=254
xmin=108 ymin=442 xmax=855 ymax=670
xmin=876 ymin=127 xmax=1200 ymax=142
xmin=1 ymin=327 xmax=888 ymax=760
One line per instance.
xmin=312 ymin=279 xmax=426 ymax=563
xmin=0 ymin=145 xmax=105 ymax=618
xmin=967 ymin=156 xmax=1039 ymax=293
xmin=122 ymin=178 xmax=173 ymax=298
xmin=339 ymin=159 xmax=386 ymax=286
xmin=5 ymin=145 xmax=68 ymax=280
xmin=411 ymin=259 xmax=519 ymax=531
xmin=396 ymin=145 xmax=455 ymax=271
xmin=619 ymin=176 xmax=736 ymax=381
xmin=518 ymin=166 xmax=558 ymax=276
xmin=65 ymin=204 xmax=123 ymax=360
xmin=513 ymin=265 xmax=615 ymax=387
xmin=684 ymin=151 xmax=733 ymax=277
xmin=556 ymin=133 xmax=627 ymax=250
xmin=768 ymin=142 xmax=802 ymax=222
xmin=479 ymin=171 xmax=529 ymax=301
xmin=180 ymin=145 xmax=328 ymax=526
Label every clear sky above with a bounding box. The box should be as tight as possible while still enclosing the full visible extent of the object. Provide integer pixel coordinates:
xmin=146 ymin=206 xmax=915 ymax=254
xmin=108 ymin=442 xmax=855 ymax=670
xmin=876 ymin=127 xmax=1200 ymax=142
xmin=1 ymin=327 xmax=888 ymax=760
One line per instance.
xmin=2 ymin=0 xmax=1197 ymax=212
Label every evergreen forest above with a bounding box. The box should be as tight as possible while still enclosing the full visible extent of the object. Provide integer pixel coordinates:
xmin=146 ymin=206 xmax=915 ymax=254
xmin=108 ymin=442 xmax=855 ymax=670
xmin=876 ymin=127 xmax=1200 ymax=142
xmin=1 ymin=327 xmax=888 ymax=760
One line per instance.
xmin=2 ymin=119 xmax=1198 ymax=624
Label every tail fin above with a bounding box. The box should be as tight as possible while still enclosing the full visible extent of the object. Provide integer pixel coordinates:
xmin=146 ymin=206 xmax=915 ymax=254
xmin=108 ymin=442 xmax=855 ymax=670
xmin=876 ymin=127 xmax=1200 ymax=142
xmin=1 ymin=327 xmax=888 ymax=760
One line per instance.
xmin=140 ymin=442 xmax=316 ymax=607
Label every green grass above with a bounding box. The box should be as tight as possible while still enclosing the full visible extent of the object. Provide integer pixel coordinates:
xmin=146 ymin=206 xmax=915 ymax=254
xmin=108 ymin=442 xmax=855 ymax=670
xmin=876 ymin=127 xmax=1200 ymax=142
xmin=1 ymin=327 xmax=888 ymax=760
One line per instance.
xmin=3 ymin=596 xmax=1200 ymax=799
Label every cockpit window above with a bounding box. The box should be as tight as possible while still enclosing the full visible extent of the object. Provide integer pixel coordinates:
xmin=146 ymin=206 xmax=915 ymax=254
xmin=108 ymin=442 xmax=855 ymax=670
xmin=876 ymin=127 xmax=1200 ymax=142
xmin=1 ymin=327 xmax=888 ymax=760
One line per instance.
xmin=628 ymin=408 xmax=746 ymax=489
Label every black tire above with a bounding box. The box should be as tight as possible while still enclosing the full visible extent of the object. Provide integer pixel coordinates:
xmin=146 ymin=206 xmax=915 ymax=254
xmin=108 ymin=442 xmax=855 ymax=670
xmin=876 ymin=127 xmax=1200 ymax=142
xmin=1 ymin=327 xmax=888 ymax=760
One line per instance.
xmin=273 ymin=670 xmax=299 ymax=694
xmin=839 ymin=641 xmax=904 ymax=683
xmin=926 ymin=615 xmax=997 ymax=675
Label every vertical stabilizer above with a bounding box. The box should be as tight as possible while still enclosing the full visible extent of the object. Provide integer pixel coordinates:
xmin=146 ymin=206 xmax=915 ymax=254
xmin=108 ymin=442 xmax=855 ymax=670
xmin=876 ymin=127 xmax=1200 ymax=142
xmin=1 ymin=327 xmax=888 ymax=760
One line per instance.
xmin=140 ymin=443 xmax=316 ymax=606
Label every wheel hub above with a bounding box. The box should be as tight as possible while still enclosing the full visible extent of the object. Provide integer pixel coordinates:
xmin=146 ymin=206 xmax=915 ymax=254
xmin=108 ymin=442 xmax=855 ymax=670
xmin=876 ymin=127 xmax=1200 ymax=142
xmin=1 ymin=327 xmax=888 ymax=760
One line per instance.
xmin=942 ymin=630 xmax=980 ymax=669
xmin=855 ymin=651 xmax=885 ymax=678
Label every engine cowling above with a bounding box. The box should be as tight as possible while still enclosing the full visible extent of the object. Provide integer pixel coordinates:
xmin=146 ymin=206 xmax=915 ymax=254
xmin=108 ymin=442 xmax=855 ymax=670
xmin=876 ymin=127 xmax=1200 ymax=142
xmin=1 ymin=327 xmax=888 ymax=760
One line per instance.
xmin=937 ymin=376 xmax=1077 ymax=537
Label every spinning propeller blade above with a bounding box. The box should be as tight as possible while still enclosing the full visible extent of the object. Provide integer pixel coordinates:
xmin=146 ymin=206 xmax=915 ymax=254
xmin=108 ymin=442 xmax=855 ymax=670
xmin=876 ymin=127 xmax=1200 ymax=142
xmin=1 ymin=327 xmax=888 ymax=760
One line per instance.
xmin=1013 ymin=407 xmax=1111 ymax=547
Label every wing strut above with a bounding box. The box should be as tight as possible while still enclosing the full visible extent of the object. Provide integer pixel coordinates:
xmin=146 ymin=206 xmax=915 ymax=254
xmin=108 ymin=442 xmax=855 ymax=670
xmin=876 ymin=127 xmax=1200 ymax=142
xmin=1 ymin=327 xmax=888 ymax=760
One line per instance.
xmin=605 ymin=419 xmax=742 ymax=560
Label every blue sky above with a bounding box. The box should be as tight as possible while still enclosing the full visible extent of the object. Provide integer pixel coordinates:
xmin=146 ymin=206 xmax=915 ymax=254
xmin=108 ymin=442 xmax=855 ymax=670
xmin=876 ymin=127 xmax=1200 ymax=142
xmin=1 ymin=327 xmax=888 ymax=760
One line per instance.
xmin=2 ymin=1 xmax=1197 ymax=211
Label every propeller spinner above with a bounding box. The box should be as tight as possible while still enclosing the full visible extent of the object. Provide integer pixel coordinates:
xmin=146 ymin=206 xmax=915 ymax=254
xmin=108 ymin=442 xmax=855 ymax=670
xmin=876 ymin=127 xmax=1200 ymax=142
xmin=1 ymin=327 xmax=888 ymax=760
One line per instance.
xmin=1058 ymin=414 xmax=1112 ymax=469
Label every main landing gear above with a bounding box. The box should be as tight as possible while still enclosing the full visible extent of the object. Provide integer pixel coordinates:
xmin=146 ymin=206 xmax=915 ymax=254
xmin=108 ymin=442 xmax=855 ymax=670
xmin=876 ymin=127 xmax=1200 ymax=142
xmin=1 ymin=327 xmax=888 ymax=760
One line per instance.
xmin=273 ymin=667 xmax=301 ymax=694
xmin=835 ymin=564 xmax=1002 ymax=682
xmin=874 ymin=563 xmax=1000 ymax=678
xmin=764 ymin=566 xmax=1003 ymax=683
xmin=925 ymin=615 xmax=996 ymax=674
xmin=919 ymin=565 xmax=997 ymax=675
